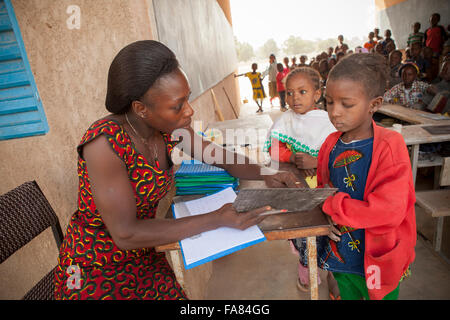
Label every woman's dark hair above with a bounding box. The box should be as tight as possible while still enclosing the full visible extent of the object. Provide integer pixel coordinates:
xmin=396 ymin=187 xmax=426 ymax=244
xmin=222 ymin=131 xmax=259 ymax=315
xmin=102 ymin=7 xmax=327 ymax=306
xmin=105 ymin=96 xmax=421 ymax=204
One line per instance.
xmin=327 ymin=53 xmax=388 ymax=98
xmin=105 ymin=40 xmax=179 ymax=114
xmin=285 ymin=66 xmax=322 ymax=90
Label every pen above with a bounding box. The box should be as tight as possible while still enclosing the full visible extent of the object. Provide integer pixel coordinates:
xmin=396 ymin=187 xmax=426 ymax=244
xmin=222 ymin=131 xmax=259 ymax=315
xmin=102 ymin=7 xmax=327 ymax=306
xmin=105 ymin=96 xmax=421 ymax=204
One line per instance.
xmin=259 ymin=209 xmax=288 ymax=216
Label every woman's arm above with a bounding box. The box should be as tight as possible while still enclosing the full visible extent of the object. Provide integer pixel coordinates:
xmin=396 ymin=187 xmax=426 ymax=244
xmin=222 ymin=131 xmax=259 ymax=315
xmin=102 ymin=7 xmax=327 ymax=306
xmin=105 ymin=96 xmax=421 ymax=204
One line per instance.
xmin=83 ymin=135 xmax=270 ymax=251
xmin=175 ymin=126 xmax=303 ymax=187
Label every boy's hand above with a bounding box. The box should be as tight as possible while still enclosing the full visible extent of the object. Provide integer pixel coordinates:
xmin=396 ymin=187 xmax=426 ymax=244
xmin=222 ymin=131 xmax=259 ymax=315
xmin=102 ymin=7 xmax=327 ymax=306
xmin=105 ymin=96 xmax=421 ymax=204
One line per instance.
xmin=326 ymin=214 xmax=341 ymax=242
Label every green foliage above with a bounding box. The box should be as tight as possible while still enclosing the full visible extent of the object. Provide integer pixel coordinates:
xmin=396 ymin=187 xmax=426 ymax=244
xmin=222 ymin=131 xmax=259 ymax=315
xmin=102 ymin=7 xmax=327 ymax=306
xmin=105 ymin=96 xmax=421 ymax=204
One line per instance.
xmin=235 ymin=39 xmax=255 ymax=62
xmin=257 ymin=38 xmax=280 ymax=59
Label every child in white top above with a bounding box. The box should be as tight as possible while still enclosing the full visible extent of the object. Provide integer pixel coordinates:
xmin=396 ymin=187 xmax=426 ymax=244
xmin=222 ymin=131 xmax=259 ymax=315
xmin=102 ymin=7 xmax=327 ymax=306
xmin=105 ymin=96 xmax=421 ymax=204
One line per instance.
xmin=263 ymin=67 xmax=338 ymax=297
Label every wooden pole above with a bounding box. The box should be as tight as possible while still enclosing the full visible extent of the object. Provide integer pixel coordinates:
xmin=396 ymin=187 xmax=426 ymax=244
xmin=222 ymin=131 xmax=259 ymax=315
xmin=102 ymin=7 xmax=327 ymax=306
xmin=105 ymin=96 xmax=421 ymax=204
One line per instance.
xmin=222 ymin=87 xmax=239 ymax=119
xmin=307 ymin=236 xmax=319 ymax=300
xmin=211 ymin=89 xmax=225 ymax=121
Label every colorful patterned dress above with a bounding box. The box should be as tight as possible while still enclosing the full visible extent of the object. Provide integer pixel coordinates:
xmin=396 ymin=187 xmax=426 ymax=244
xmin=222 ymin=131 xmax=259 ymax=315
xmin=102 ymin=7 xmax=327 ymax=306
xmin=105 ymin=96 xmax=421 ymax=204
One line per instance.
xmin=54 ymin=119 xmax=186 ymax=300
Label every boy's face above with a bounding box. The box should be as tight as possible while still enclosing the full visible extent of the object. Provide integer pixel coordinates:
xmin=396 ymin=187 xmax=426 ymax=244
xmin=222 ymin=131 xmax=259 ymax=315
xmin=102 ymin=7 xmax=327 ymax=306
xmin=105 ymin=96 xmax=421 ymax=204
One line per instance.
xmin=252 ymin=64 xmax=257 ymax=71
xmin=283 ymin=57 xmax=289 ymax=65
xmin=300 ymin=56 xmax=306 ymax=63
xmin=325 ymin=78 xmax=380 ymax=140
xmin=402 ymin=66 xmax=417 ymax=87
xmin=410 ymin=43 xmax=421 ymax=58
xmin=369 ymin=32 xmax=374 ymax=40
xmin=277 ymin=64 xmax=283 ymax=72
xmin=430 ymin=14 xmax=439 ymax=27
xmin=389 ymin=52 xmax=402 ymax=67
xmin=413 ymin=23 xmax=420 ymax=33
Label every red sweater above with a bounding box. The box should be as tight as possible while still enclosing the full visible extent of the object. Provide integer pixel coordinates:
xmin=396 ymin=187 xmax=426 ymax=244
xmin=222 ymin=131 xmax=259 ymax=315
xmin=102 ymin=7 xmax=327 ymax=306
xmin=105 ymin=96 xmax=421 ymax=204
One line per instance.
xmin=317 ymin=121 xmax=416 ymax=300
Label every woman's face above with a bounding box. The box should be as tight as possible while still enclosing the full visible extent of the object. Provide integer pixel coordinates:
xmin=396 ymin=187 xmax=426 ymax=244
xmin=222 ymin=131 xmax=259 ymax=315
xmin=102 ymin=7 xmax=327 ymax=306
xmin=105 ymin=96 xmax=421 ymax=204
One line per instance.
xmin=142 ymin=68 xmax=194 ymax=133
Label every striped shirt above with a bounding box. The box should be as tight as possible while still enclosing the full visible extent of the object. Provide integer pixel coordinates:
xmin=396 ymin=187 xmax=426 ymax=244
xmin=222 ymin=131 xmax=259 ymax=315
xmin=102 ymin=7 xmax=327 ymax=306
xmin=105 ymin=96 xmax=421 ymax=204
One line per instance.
xmin=407 ymin=32 xmax=424 ymax=47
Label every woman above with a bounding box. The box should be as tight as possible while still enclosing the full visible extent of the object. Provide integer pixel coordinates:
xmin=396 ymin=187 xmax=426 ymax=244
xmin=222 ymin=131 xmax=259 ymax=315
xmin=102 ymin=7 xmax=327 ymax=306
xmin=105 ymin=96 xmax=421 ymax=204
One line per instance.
xmin=54 ymin=40 xmax=302 ymax=300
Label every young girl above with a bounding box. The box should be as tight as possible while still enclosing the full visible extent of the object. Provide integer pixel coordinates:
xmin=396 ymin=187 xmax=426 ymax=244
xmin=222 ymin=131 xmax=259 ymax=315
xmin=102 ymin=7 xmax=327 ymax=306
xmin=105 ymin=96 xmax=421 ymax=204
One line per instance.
xmin=318 ymin=53 xmax=416 ymax=300
xmin=263 ymin=67 xmax=338 ymax=297
xmin=235 ymin=63 xmax=266 ymax=113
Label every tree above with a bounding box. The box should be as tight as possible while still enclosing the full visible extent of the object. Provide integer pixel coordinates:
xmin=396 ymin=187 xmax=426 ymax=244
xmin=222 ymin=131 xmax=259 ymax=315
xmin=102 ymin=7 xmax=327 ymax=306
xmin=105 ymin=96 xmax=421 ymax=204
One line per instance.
xmin=282 ymin=36 xmax=315 ymax=55
xmin=235 ymin=39 xmax=255 ymax=62
xmin=315 ymin=38 xmax=337 ymax=53
xmin=257 ymin=38 xmax=279 ymax=59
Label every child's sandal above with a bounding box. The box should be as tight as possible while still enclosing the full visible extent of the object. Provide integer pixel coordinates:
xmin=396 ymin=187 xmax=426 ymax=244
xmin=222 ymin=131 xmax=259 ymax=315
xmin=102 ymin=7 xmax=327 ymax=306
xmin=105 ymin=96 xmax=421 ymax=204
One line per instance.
xmin=296 ymin=278 xmax=309 ymax=292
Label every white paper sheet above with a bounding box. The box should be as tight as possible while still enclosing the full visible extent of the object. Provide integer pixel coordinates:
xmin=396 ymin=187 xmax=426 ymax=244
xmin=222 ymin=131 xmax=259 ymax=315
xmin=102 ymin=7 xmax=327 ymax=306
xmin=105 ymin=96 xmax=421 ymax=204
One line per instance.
xmin=172 ymin=187 xmax=266 ymax=269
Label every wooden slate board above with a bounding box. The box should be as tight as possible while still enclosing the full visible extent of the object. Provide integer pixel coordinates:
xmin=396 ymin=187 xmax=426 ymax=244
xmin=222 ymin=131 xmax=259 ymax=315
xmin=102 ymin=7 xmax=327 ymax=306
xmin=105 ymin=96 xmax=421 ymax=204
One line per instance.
xmin=233 ymin=188 xmax=337 ymax=213
xmin=422 ymin=125 xmax=450 ymax=135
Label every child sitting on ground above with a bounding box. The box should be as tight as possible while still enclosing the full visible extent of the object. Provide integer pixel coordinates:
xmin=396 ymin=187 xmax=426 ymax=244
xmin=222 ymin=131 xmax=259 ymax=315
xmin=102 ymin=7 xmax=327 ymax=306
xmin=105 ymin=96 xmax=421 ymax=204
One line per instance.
xmin=235 ymin=63 xmax=266 ymax=113
xmin=263 ymin=67 xmax=338 ymax=299
xmin=383 ymin=62 xmax=437 ymax=110
xmin=318 ymin=53 xmax=416 ymax=300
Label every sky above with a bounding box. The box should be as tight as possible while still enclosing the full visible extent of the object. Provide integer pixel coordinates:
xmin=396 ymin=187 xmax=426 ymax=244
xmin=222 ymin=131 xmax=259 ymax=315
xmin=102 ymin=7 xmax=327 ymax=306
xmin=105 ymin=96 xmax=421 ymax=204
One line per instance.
xmin=229 ymin=0 xmax=376 ymax=48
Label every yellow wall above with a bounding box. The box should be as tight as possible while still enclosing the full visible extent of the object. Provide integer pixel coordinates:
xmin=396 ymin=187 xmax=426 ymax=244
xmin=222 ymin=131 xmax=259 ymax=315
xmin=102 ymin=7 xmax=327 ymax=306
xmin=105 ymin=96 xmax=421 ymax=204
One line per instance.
xmin=0 ymin=0 xmax=239 ymax=299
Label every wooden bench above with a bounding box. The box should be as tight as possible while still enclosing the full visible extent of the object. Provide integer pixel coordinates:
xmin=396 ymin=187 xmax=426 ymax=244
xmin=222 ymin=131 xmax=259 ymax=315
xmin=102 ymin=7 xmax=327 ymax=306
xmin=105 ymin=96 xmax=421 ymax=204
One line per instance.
xmin=415 ymin=157 xmax=450 ymax=252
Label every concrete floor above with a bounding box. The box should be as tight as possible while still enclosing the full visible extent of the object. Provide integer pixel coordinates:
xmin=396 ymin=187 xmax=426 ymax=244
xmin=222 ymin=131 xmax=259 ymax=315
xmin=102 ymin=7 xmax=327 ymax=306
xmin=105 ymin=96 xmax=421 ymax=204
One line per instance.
xmin=204 ymin=97 xmax=450 ymax=300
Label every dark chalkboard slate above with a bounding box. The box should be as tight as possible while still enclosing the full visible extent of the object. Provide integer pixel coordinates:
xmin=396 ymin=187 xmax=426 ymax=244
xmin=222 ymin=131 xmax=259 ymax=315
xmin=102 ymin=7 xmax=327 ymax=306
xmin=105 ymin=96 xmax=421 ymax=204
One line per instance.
xmin=233 ymin=188 xmax=337 ymax=213
xmin=422 ymin=125 xmax=450 ymax=135
xmin=153 ymin=0 xmax=238 ymax=100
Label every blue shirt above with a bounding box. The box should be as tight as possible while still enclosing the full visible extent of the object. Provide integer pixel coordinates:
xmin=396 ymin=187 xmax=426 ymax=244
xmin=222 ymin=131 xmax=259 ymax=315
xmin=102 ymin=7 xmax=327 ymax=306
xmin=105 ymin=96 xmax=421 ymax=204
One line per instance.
xmin=317 ymin=137 xmax=374 ymax=276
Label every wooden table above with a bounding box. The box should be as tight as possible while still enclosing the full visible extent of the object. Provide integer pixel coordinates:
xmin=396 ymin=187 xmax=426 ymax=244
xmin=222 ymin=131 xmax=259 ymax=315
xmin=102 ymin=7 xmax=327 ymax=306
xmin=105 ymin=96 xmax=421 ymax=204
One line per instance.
xmin=377 ymin=104 xmax=450 ymax=125
xmin=206 ymin=114 xmax=273 ymax=163
xmin=400 ymin=124 xmax=450 ymax=184
xmin=155 ymin=166 xmax=331 ymax=300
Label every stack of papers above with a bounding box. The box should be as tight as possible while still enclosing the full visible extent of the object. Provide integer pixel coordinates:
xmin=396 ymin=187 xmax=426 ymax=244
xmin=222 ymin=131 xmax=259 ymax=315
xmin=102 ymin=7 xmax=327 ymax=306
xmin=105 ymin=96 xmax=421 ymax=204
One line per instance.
xmin=172 ymin=187 xmax=266 ymax=269
xmin=174 ymin=160 xmax=239 ymax=195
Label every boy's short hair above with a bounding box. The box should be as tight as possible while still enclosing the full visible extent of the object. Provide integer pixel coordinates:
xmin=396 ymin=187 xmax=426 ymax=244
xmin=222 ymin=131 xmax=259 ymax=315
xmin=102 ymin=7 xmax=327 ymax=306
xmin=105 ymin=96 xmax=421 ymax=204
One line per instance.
xmin=327 ymin=53 xmax=388 ymax=98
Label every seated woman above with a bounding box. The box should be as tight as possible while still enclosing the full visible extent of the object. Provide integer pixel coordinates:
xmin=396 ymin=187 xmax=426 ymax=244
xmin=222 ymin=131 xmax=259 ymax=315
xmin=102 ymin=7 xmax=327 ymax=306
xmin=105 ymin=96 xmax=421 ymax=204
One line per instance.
xmin=383 ymin=62 xmax=437 ymax=110
xmin=54 ymin=40 xmax=302 ymax=300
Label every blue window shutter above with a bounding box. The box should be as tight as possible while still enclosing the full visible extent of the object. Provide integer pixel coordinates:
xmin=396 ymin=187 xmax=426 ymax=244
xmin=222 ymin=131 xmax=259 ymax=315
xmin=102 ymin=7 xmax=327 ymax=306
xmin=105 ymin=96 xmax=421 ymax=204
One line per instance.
xmin=0 ymin=0 xmax=49 ymax=140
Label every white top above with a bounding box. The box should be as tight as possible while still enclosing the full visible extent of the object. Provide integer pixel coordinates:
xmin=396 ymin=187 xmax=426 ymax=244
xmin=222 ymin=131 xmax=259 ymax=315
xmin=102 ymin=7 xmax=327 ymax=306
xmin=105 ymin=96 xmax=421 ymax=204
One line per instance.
xmin=263 ymin=109 xmax=337 ymax=157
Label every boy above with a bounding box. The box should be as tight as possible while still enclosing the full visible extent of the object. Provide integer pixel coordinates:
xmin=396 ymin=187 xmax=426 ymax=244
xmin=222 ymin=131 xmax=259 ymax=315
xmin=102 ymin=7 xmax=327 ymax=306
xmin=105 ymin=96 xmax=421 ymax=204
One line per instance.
xmin=423 ymin=13 xmax=448 ymax=56
xmin=235 ymin=63 xmax=266 ymax=113
xmin=276 ymin=63 xmax=289 ymax=111
xmin=407 ymin=22 xmax=424 ymax=48
xmin=383 ymin=62 xmax=437 ymax=110
xmin=319 ymin=53 xmax=416 ymax=300
xmin=409 ymin=42 xmax=429 ymax=77
xmin=364 ymin=32 xmax=377 ymax=52
xmin=388 ymin=50 xmax=403 ymax=88
xmin=262 ymin=54 xmax=278 ymax=107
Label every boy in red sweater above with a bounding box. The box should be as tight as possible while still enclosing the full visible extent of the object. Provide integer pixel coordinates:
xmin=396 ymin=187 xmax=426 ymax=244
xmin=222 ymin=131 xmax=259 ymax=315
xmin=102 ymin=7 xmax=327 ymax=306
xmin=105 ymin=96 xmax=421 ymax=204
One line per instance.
xmin=318 ymin=53 xmax=416 ymax=300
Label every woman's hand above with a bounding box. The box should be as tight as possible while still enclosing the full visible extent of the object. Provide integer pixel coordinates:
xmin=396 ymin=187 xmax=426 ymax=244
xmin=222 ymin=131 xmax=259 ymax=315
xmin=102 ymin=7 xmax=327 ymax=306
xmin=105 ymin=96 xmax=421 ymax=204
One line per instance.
xmin=263 ymin=170 xmax=304 ymax=188
xmin=215 ymin=203 xmax=271 ymax=230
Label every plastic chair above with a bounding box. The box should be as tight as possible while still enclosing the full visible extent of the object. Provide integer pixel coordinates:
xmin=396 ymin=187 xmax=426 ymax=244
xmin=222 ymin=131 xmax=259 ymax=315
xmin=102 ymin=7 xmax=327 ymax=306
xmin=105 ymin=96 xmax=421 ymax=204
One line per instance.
xmin=0 ymin=180 xmax=64 ymax=300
